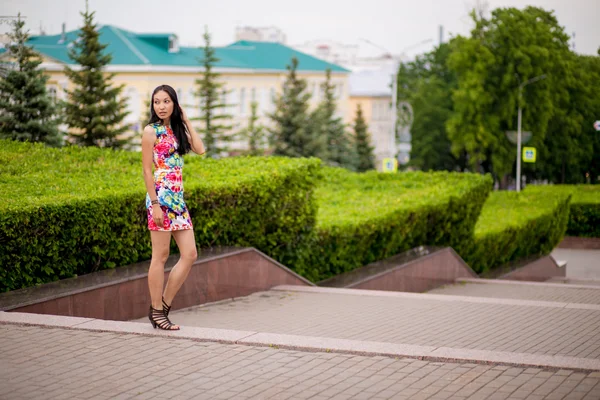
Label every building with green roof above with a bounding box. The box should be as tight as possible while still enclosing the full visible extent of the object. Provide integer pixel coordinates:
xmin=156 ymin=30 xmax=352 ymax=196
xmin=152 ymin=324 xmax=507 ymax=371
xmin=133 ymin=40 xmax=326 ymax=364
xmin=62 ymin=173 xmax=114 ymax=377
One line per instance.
xmin=6 ymin=24 xmax=351 ymax=149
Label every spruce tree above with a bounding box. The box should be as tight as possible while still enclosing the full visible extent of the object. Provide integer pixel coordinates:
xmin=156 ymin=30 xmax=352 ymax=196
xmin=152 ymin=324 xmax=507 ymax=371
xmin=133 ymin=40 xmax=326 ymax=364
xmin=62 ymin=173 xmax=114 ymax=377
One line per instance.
xmin=239 ymin=101 xmax=266 ymax=155
xmin=63 ymin=1 xmax=129 ymax=148
xmin=312 ymin=69 xmax=356 ymax=169
xmin=353 ymin=104 xmax=376 ymax=172
xmin=194 ymin=26 xmax=233 ymax=158
xmin=0 ymin=14 xmax=61 ymax=146
xmin=269 ymin=57 xmax=325 ymax=158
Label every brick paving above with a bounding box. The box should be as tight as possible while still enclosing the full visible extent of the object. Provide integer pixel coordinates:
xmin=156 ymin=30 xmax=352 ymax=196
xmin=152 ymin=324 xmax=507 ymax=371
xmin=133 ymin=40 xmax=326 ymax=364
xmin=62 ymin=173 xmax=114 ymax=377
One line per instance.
xmin=165 ymin=288 xmax=600 ymax=359
xmin=428 ymin=282 xmax=600 ymax=305
xmin=1 ymin=323 xmax=600 ymax=400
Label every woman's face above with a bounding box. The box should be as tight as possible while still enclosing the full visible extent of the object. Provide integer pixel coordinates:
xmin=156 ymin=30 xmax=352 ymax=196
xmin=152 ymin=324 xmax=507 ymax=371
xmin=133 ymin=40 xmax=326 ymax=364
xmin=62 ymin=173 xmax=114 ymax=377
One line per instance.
xmin=153 ymin=90 xmax=174 ymax=120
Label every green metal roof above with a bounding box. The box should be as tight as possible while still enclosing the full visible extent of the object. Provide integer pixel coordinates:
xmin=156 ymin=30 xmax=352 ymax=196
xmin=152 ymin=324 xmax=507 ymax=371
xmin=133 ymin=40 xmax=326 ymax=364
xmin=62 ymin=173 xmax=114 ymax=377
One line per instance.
xmin=23 ymin=25 xmax=349 ymax=73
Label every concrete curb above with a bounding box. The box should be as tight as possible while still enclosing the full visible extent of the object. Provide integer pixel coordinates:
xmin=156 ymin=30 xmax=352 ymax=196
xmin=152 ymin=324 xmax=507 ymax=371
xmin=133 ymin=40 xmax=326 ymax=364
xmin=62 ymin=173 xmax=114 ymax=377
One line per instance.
xmin=2 ymin=311 xmax=599 ymax=372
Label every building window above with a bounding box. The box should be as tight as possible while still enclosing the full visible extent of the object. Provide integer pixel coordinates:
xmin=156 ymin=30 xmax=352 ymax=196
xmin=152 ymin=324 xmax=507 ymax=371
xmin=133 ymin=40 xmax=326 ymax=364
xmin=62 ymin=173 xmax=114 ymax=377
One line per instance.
xmin=240 ymin=88 xmax=246 ymax=115
xmin=229 ymin=89 xmax=238 ymax=116
xmin=125 ymin=87 xmax=140 ymax=125
xmin=221 ymin=89 xmax=228 ymax=115
xmin=48 ymin=86 xmax=57 ymax=103
xmin=186 ymin=89 xmax=196 ymax=117
xmin=270 ymin=88 xmax=276 ymax=111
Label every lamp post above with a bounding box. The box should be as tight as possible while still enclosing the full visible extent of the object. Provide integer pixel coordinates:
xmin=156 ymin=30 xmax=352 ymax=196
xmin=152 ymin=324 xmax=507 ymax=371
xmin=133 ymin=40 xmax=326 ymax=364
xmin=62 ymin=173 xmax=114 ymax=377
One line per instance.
xmin=516 ymin=74 xmax=546 ymax=192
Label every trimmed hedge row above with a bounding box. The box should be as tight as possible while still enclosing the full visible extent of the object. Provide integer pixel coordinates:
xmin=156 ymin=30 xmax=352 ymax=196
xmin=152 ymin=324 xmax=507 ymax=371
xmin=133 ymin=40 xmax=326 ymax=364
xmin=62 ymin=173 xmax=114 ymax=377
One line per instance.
xmin=0 ymin=140 xmax=320 ymax=292
xmin=462 ymin=187 xmax=571 ymax=274
xmin=529 ymin=184 xmax=600 ymax=238
xmin=285 ymin=167 xmax=493 ymax=281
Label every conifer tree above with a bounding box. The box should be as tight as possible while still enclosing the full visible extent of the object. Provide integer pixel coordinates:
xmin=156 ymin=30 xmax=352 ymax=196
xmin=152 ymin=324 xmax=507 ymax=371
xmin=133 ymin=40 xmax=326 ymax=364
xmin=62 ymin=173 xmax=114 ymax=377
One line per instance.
xmin=0 ymin=14 xmax=61 ymax=146
xmin=239 ymin=101 xmax=266 ymax=155
xmin=269 ymin=57 xmax=325 ymax=158
xmin=194 ymin=26 xmax=233 ymax=158
xmin=312 ymin=69 xmax=356 ymax=169
xmin=63 ymin=1 xmax=129 ymax=148
xmin=353 ymin=104 xmax=375 ymax=171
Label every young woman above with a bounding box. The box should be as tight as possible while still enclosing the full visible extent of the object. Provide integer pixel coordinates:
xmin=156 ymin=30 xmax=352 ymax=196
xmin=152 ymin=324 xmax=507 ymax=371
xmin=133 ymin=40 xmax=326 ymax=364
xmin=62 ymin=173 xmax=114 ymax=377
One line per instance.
xmin=142 ymin=84 xmax=205 ymax=330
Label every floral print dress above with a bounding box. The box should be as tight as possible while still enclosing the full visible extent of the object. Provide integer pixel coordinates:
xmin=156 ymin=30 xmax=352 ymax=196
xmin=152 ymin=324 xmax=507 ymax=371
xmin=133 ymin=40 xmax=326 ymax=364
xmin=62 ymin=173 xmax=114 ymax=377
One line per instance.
xmin=146 ymin=123 xmax=193 ymax=231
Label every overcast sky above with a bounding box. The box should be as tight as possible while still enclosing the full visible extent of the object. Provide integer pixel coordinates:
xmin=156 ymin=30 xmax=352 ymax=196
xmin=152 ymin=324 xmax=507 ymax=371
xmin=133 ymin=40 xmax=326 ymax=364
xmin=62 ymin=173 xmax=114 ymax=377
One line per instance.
xmin=1 ymin=0 xmax=598 ymax=58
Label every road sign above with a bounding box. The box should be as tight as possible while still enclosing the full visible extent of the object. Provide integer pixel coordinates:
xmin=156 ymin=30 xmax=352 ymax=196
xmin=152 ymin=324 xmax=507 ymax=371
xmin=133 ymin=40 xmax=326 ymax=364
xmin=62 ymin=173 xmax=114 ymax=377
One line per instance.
xmin=523 ymin=147 xmax=536 ymax=163
xmin=594 ymin=121 xmax=600 ymax=131
xmin=382 ymin=158 xmax=398 ymax=173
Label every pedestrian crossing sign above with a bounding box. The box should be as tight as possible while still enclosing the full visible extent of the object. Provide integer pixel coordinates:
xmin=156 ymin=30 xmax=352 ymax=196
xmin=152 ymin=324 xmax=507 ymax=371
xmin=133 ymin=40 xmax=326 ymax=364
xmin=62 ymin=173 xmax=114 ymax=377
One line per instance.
xmin=523 ymin=147 xmax=536 ymax=163
xmin=382 ymin=158 xmax=398 ymax=173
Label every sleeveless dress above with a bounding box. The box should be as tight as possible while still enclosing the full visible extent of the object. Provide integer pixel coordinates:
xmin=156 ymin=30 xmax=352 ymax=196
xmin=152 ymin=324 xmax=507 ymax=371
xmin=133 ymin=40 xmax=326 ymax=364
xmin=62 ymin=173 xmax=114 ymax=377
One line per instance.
xmin=145 ymin=123 xmax=193 ymax=231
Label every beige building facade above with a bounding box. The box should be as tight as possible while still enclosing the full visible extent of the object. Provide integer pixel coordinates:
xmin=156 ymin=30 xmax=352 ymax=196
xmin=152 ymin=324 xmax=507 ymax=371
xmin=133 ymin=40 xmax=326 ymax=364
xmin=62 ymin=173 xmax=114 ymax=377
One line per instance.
xmin=14 ymin=25 xmax=351 ymax=153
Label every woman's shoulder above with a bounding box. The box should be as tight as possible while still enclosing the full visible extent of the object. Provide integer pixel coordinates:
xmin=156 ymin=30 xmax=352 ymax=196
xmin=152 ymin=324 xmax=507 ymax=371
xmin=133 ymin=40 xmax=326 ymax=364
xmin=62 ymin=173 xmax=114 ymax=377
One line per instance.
xmin=143 ymin=123 xmax=164 ymax=135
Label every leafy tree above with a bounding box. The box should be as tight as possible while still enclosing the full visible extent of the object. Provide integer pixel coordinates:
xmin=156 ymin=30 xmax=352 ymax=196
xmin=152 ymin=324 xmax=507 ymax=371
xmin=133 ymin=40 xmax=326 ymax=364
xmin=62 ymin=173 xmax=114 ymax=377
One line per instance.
xmin=239 ymin=101 xmax=267 ymax=155
xmin=269 ymin=57 xmax=324 ymax=158
xmin=0 ymin=14 xmax=61 ymax=146
xmin=194 ymin=26 xmax=233 ymax=158
xmin=353 ymin=104 xmax=375 ymax=171
xmin=63 ymin=1 xmax=130 ymax=148
xmin=536 ymin=54 xmax=600 ymax=184
xmin=447 ymin=6 xmax=571 ymax=184
xmin=400 ymin=44 xmax=463 ymax=172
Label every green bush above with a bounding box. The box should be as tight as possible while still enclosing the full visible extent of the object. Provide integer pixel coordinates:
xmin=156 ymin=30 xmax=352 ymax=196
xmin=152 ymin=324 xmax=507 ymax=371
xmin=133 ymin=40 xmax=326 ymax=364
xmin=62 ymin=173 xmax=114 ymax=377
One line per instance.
xmin=462 ymin=187 xmax=571 ymax=274
xmin=0 ymin=140 xmax=320 ymax=292
xmin=285 ymin=167 xmax=493 ymax=281
xmin=529 ymin=184 xmax=600 ymax=238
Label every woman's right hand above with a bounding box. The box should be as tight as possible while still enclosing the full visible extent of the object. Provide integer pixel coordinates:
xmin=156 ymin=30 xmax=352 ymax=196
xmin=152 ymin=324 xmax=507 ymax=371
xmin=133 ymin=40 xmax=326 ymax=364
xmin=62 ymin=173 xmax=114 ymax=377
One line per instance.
xmin=152 ymin=204 xmax=164 ymax=228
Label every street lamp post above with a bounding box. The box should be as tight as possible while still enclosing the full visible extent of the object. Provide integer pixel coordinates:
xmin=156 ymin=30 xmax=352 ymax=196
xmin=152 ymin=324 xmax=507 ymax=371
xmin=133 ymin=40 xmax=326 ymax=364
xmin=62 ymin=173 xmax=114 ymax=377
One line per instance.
xmin=516 ymin=74 xmax=546 ymax=192
xmin=391 ymin=72 xmax=398 ymax=158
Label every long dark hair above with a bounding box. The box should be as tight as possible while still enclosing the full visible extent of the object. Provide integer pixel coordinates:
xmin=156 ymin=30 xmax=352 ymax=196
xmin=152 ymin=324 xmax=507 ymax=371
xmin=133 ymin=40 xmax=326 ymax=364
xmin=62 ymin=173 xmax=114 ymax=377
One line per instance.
xmin=148 ymin=84 xmax=191 ymax=156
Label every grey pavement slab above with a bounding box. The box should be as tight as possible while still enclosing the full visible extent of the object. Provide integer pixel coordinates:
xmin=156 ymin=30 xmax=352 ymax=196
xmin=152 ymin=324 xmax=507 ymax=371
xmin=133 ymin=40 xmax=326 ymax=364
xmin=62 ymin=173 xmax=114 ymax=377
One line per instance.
xmin=551 ymin=249 xmax=600 ymax=280
xmin=2 ymin=323 xmax=600 ymax=400
xmin=429 ymin=281 xmax=600 ymax=305
xmin=150 ymin=287 xmax=600 ymax=360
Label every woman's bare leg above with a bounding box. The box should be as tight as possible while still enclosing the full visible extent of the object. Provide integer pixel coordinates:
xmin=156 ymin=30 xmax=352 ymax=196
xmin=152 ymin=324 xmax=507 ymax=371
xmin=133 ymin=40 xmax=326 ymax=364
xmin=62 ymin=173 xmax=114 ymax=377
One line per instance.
xmin=162 ymin=229 xmax=198 ymax=306
xmin=148 ymin=231 xmax=172 ymax=309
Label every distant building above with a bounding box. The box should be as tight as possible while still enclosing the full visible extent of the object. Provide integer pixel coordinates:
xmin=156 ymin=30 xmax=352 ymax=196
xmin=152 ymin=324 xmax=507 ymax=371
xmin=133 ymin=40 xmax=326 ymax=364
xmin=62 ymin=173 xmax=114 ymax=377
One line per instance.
xmin=6 ymin=25 xmax=350 ymax=152
xmin=292 ymin=39 xmax=360 ymax=67
xmin=293 ymin=39 xmax=411 ymax=169
xmin=235 ymin=26 xmax=286 ymax=44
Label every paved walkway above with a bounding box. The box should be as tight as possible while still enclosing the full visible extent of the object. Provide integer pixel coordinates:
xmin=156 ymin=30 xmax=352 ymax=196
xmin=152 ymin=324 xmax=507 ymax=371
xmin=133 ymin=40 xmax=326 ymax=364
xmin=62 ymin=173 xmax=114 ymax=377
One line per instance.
xmin=1 ymin=323 xmax=600 ymax=400
xmin=428 ymin=280 xmax=600 ymax=305
xmin=3 ymin=280 xmax=600 ymax=399
xmin=160 ymin=286 xmax=600 ymax=360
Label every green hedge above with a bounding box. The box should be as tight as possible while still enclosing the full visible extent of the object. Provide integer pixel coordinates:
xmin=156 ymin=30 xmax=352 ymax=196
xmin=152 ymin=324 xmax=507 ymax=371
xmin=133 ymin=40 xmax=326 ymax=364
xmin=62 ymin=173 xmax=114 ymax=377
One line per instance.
xmin=529 ymin=184 xmax=600 ymax=238
xmin=286 ymin=168 xmax=493 ymax=281
xmin=0 ymin=140 xmax=320 ymax=292
xmin=462 ymin=187 xmax=571 ymax=274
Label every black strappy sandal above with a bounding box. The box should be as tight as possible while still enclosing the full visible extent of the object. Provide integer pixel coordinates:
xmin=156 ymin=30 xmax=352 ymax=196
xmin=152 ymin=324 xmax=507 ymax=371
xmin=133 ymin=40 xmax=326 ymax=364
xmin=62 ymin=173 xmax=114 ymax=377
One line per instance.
xmin=162 ymin=297 xmax=172 ymax=317
xmin=148 ymin=306 xmax=179 ymax=330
